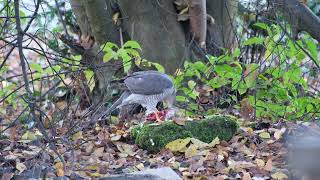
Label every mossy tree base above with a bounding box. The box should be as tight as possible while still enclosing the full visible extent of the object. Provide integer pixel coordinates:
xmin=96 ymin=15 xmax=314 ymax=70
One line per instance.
xmin=131 ymin=115 xmax=239 ymax=153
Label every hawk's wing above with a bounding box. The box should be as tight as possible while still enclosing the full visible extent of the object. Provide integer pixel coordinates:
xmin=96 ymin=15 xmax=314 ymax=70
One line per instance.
xmin=124 ymin=71 xmax=173 ymax=95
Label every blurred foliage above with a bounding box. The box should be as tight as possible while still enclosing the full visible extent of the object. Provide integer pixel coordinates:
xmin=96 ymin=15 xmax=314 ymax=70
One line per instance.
xmin=174 ymin=23 xmax=319 ymax=121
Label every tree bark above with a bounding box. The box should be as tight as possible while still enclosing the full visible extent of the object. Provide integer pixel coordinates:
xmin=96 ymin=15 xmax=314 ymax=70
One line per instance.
xmin=270 ymin=0 xmax=320 ymax=42
xmin=206 ymin=0 xmax=238 ymax=55
xmin=118 ymin=0 xmax=188 ymax=74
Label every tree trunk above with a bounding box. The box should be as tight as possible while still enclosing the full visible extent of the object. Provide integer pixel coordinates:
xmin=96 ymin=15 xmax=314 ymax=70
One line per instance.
xmin=70 ymin=0 xmax=238 ymax=104
xmin=269 ymin=0 xmax=320 ymax=42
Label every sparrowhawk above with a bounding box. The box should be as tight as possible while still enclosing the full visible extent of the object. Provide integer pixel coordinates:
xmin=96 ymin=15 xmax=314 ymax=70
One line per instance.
xmin=99 ymin=70 xmax=176 ymax=119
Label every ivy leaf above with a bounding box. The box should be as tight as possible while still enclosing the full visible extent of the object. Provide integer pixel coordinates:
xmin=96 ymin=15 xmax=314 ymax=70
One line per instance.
xmin=123 ymin=40 xmax=142 ymax=50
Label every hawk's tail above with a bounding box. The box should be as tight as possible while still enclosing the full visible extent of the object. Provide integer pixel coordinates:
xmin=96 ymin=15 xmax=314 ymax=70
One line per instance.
xmin=98 ymin=91 xmax=131 ymax=119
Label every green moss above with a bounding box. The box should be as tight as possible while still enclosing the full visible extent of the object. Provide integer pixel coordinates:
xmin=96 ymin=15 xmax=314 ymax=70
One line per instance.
xmin=131 ymin=115 xmax=239 ymax=153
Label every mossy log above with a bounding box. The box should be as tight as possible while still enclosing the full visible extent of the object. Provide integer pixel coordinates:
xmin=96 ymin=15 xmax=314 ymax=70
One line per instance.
xmin=131 ymin=115 xmax=239 ymax=153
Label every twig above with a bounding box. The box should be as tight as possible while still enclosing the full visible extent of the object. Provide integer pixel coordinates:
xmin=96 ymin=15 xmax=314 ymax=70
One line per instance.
xmin=14 ymin=0 xmax=65 ymax=166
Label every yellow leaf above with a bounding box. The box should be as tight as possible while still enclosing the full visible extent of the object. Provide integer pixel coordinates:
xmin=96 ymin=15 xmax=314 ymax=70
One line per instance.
xmin=89 ymin=172 xmax=101 ymax=177
xmin=21 ymin=131 xmax=37 ymax=141
xmin=165 ymin=138 xmax=191 ymax=152
xmin=16 ymin=162 xmax=27 ymax=173
xmin=185 ymin=144 xmax=199 ymax=158
xmin=247 ymin=127 xmax=253 ymax=134
xmin=259 ymin=132 xmax=271 ymax=139
xmin=72 ymin=131 xmax=83 ymax=141
xmin=271 ymin=172 xmax=288 ymax=179
xmin=190 ymin=138 xmax=209 ymax=149
xmin=86 ymin=165 xmax=99 ymax=171
xmin=209 ymin=137 xmax=220 ymax=147
xmin=135 ymin=163 xmax=144 ymax=170
xmin=255 ymin=158 xmax=265 ymax=167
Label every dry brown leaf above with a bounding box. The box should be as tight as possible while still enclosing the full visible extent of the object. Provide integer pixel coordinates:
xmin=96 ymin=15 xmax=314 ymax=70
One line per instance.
xmin=116 ymin=143 xmax=136 ymax=157
xmin=93 ymin=147 xmax=105 ymax=158
xmin=274 ymin=127 xmax=286 ymax=140
xmin=85 ymin=142 xmax=94 ymax=154
xmin=55 ymin=162 xmax=64 ymax=177
xmin=264 ymin=158 xmax=273 ymax=171
xmin=242 ymin=171 xmax=252 ymax=180
xmin=173 ymin=118 xmax=186 ymax=126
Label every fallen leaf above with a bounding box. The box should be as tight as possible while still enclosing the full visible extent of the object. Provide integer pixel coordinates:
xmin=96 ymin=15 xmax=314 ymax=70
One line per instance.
xmin=93 ymin=147 xmax=105 ymax=157
xmin=72 ymin=131 xmax=83 ymax=141
xmin=185 ymin=144 xmax=199 ymax=158
xmin=116 ymin=143 xmax=136 ymax=157
xmin=135 ymin=163 xmax=144 ymax=170
xmin=209 ymin=137 xmax=220 ymax=147
xmin=1 ymin=173 xmax=14 ymax=180
xmin=55 ymin=162 xmax=64 ymax=177
xmin=264 ymin=158 xmax=273 ymax=171
xmin=255 ymin=158 xmax=265 ymax=167
xmin=259 ymin=132 xmax=271 ymax=139
xmin=165 ymin=138 xmax=191 ymax=152
xmin=242 ymin=171 xmax=252 ymax=180
xmin=16 ymin=162 xmax=27 ymax=173
xmin=21 ymin=131 xmax=37 ymax=141
xmin=110 ymin=134 xmax=121 ymax=141
xmin=274 ymin=127 xmax=286 ymax=140
xmin=271 ymin=172 xmax=288 ymax=179
xmin=173 ymin=118 xmax=186 ymax=126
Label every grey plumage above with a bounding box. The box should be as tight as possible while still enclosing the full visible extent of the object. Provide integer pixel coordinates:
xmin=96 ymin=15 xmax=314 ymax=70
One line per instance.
xmin=99 ymin=71 xmax=176 ymax=119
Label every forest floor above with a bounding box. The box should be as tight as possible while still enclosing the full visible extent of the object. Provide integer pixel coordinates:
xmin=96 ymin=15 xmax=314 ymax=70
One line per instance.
xmin=1 ymin=108 xmax=320 ymax=179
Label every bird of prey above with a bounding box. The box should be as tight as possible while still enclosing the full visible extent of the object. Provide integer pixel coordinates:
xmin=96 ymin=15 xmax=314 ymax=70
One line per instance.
xmin=98 ymin=70 xmax=176 ymax=121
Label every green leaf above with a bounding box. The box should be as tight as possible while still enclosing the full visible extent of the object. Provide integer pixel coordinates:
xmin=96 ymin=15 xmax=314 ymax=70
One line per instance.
xmin=123 ymin=40 xmax=142 ymax=50
xmin=29 ymin=63 xmax=43 ymax=73
xmin=103 ymin=51 xmax=116 ymax=62
xmin=305 ymin=38 xmax=318 ymax=61
xmin=176 ymin=95 xmax=188 ymax=102
xmin=102 ymin=42 xmax=119 ymax=51
xmin=187 ymin=80 xmax=196 ymax=89
xmin=243 ymin=37 xmax=264 ymax=46
xmin=193 ymin=61 xmax=206 ymax=72
xmin=152 ymin=62 xmax=165 ymax=73
xmin=233 ymin=48 xmax=241 ymax=58
xmin=125 ymin=48 xmax=140 ymax=57
xmin=253 ymin=22 xmax=268 ymax=30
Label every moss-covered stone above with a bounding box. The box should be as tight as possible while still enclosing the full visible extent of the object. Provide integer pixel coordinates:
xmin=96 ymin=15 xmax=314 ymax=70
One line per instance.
xmin=131 ymin=115 xmax=239 ymax=153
